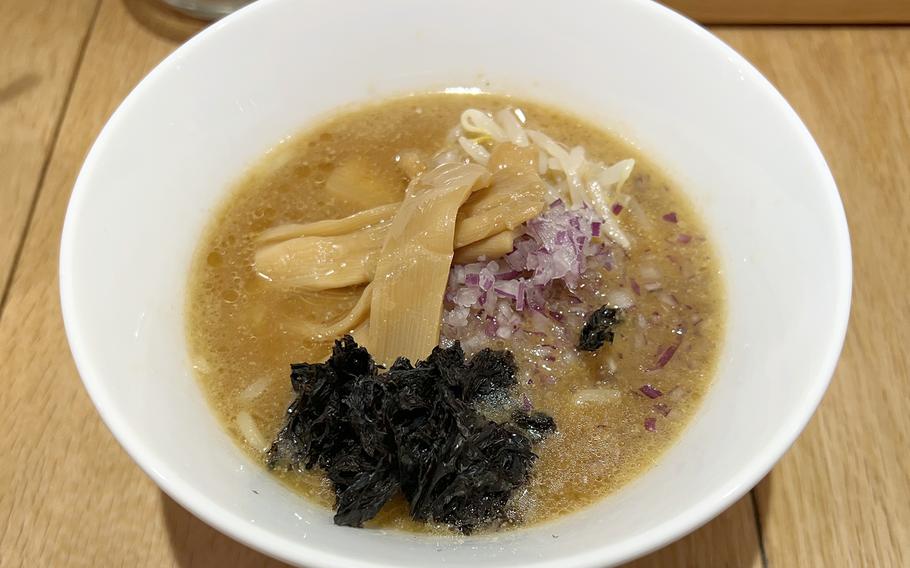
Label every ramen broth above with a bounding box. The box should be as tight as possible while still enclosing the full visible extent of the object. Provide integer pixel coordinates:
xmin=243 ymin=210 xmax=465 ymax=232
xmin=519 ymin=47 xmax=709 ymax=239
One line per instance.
xmin=187 ymin=93 xmax=724 ymax=532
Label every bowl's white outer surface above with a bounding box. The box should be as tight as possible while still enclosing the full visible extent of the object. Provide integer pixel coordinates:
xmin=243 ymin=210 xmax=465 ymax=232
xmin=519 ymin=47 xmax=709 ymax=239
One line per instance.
xmin=60 ymin=0 xmax=851 ymax=567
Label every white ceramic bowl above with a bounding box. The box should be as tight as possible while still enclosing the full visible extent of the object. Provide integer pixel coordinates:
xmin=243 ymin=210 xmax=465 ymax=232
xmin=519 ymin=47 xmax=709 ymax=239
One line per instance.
xmin=60 ymin=0 xmax=851 ymax=566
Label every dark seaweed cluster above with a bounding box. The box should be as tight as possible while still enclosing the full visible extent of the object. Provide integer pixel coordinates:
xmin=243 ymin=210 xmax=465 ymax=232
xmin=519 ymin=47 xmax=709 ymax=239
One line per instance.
xmin=577 ymin=305 xmax=622 ymax=351
xmin=267 ymin=336 xmax=555 ymax=532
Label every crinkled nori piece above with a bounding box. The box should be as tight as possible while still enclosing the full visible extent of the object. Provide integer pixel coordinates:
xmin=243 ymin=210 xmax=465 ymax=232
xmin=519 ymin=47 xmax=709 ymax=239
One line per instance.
xmin=267 ymin=336 xmax=555 ymax=532
xmin=510 ymin=410 xmax=557 ymax=442
xmin=577 ymin=305 xmax=622 ymax=351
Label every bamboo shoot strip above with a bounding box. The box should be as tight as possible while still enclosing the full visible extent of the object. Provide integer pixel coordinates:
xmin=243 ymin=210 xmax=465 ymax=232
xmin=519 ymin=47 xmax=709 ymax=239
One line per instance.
xmin=254 ymin=222 xmax=388 ymax=290
xmin=290 ymin=282 xmax=374 ymax=340
xmin=452 ymin=230 xmax=517 ymax=264
xmin=254 ymin=169 xmax=545 ymax=290
xmin=368 ymin=163 xmax=491 ymax=365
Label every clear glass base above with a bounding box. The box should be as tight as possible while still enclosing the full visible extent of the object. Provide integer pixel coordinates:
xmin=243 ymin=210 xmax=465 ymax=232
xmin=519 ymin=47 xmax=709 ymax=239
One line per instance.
xmin=161 ymin=0 xmax=253 ymax=20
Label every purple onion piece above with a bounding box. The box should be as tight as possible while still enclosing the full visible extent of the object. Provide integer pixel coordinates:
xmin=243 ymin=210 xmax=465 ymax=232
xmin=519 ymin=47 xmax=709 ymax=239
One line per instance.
xmin=662 ymin=212 xmax=678 ymax=223
xmin=649 ymin=341 xmax=680 ymax=370
xmin=654 ymin=402 xmax=671 ymax=416
xmin=521 ymin=394 xmax=533 ymax=412
xmin=479 ymin=271 xmax=495 ymax=291
xmin=677 ymin=233 xmax=692 ymax=244
xmin=644 ymin=417 xmax=657 ymax=432
xmin=639 ymin=384 xmax=663 ymax=399
xmin=611 ymin=203 xmax=623 ymax=215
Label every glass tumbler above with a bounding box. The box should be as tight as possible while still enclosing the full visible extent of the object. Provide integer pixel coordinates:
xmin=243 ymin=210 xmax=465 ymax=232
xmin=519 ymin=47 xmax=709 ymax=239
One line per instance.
xmin=161 ymin=0 xmax=254 ymax=20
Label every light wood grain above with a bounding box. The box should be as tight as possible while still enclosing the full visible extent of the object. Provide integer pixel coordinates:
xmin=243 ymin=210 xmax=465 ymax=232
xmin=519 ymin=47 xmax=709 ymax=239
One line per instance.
xmin=0 ymin=0 xmax=207 ymax=566
xmin=664 ymin=0 xmax=910 ymax=23
xmin=627 ymin=496 xmax=762 ymax=568
xmin=0 ymin=0 xmax=99 ymax=302
xmin=0 ymin=1 xmax=763 ymax=566
xmin=1 ymin=2 xmax=908 ymax=567
xmin=714 ymin=26 xmax=910 ymax=567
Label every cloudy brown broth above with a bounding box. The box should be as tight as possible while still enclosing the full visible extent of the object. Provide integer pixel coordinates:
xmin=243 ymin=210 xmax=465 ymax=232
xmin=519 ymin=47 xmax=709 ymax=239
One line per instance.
xmin=186 ymin=93 xmax=724 ymax=532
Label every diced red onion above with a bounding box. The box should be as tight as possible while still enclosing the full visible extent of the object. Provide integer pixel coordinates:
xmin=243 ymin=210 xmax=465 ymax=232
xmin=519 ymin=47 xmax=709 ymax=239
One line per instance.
xmin=444 ymin=305 xmax=471 ymax=327
xmin=639 ymin=384 xmax=663 ymax=399
xmin=644 ymin=417 xmax=657 ymax=432
xmin=483 ymin=289 xmax=497 ymax=313
xmin=654 ymin=402 xmax=671 ymax=416
xmin=662 ymin=212 xmax=678 ymax=223
xmin=676 ymin=234 xmax=692 ymax=244
xmin=611 ymin=203 xmax=623 ymax=215
xmin=465 ymin=273 xmax=480 ymax=286
xmin=515 ymin=280 xmax=526 ymax=311
xmin=650 ymin=341 xmax=680 ymax=370
xmin=479 ymin=269 xmax=495 ymax=291
xmin=591 ymin=222 xmax=601 ymax=236
xmin=643 ymin=282 xmax=662 ymax=292
xmin=521 ymin=394 xmax=533 ymax=412
xmin=454 ymin=287 xmax=482 ymax=307
xmin=630 ymin=279 xmax=641 ymax=296
xmin=494 ymin=280 xmax=520 ymax=300
xmin=451 ymin=265 xmax=466 ymax=285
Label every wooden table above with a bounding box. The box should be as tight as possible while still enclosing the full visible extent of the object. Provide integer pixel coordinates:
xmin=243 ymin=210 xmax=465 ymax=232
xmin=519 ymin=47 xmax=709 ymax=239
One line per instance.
xmin=1 ymin=1 xmax=907 ymax=566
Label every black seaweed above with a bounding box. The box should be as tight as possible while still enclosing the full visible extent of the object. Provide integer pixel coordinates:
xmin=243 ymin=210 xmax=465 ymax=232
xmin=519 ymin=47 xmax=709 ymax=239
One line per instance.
xmin=267 ymin=336 xmax=555 ymax=532
xmin=510 ymin=410 xmax=557 ymax=442
xmin=577 ymin=305 xmax=622 ymax=351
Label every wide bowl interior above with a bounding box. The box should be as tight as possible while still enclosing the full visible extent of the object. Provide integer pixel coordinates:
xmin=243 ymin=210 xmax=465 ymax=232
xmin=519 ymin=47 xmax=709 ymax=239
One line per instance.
xmin=60 ymin=1 xmax=850 ymax=567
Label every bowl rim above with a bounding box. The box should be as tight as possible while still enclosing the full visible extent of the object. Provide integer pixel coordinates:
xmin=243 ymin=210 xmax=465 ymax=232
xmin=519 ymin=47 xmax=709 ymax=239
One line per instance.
xmin=59 ymin=0 xmax=852 ymax=566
